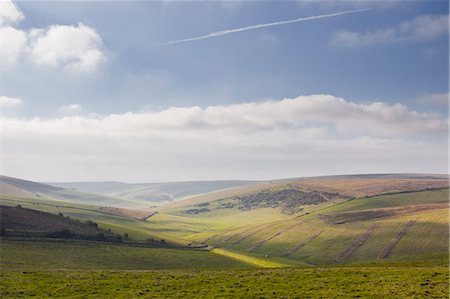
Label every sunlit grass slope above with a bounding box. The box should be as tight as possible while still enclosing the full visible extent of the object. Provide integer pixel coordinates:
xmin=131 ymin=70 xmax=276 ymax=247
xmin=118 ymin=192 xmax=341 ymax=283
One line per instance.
xmin=164 ymin=189 xmax=449 ymax=265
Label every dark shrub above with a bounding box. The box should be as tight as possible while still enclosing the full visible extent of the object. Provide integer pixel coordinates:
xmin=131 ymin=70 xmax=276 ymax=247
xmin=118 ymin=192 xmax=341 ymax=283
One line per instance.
xmin=46 ymin=228 xmax=75 ymax=239
xmin=86 ymin=220 xmax=98 ymax=227
xmin=95 ymin=233 xmax=106 ymax=241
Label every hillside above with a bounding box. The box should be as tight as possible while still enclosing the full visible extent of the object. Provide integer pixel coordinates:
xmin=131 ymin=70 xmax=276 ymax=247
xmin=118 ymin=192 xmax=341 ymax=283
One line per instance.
xmin=153 ymin=174 xmax=449 ymax=266
xmin=0 ymin=175 xmax=149 ymax=208
xmin=290 ymin=173 xmax=449 ymax=198
xmin=0 ymin=205 xmax=121 ymax=241
xmin=1 ymin=174 xmax=448 ymax=267
xmin=162 ymin=173 xmax=448 ymax=211
xmin=183 ymin=189 xmax=449 ymax=265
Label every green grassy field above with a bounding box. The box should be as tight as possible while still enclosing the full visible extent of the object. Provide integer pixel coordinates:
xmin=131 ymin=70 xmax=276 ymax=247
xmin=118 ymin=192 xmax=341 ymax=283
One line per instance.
xmin=0 ymin=240 xmax=250 ymax=271
xmin=1 ymin=266 xmax=448 ymax=298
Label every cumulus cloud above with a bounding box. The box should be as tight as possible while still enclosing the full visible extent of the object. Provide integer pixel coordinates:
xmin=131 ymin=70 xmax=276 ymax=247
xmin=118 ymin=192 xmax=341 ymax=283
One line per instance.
xmin=4 ymin=95 xmax=447 ymax=138
xmin=0 ymin=0 xmax=24 ymax=26
xmin=28 ymin=24 xmax=106 ymax=73
xmin=331 ymin=14 xmax=449 ymax=47
xmin=1 ymin=1 xmax=106 ymax=73
xmin=2 ymin=94 xmax=447 ymax=181
xmin=0 ymin=95 xmax=23 ymax=108
xmin=0 ymin=26 xmax=28 ymax=66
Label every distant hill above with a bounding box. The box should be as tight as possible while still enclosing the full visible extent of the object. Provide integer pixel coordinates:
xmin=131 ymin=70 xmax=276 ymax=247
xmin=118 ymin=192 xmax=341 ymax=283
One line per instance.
xmin=0 ymin=175 xmax=147 ymax=208
xmin=1 ymin=176 xmax=63 ymax=193
xmin=47 ymin=180 xmax=259 ymax=203
xmin=163 ymin=173 xmax=449 ymax=212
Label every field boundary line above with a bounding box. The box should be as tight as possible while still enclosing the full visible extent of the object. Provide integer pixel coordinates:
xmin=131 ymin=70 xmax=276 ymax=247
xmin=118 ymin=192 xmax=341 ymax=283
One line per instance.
xmin=215 ymin=225 xmax=264 ymax=245
xmin=231 ymin=226 xmax=270 ymax=245
xmin=280 ymin=231 xmax=323 ymax=257
xmin=246 ymin=221 xmax=305 ymax=252
xmin=334 ymin=225 xmax=378 ymax=263
xmin=377 ymin=219 xmax=417 ymax=259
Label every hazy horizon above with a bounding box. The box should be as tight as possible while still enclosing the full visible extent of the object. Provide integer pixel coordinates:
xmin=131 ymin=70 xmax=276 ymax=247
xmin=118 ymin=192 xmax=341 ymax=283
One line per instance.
xmin=2 ymin=172 xmax=448 ymax=186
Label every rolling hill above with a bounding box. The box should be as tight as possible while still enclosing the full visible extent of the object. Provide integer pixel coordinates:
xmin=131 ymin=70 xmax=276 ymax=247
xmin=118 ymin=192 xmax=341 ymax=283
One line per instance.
xmin=152 ymin=174 xmax=449 ymax=265
xmin=1 ymin=173 xmax=448 ymax=267
xmin=1 ymin=173 xmax=449 ymax=298
xmin=47 ymin=180 xmax=259 ymax=204
xmin=0 ymin=175 xmax=149 ymax=208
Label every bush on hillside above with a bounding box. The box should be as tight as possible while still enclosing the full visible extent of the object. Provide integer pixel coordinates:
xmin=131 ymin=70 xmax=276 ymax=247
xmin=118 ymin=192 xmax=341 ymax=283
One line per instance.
xmin=46 ymin=228 xmax=76 ymax=239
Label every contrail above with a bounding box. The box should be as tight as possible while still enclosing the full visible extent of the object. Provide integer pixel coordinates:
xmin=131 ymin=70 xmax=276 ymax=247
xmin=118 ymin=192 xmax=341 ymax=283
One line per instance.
xmin=163 ymin=8 xmax=370 ymax=45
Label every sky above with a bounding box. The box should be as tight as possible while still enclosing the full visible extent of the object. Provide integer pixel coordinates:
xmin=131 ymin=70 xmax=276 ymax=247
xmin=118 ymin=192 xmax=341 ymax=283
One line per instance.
xmin=1 ymin=0 xmax=449 ymax=182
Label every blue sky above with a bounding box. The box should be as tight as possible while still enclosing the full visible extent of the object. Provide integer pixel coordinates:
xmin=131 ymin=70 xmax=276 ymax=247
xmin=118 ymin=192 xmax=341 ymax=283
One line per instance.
xmin=1 ymin=0 xmax=448 ymax=182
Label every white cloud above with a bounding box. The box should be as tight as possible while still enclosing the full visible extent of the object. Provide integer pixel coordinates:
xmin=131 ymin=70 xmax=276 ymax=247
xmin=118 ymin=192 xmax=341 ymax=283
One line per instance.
xmin=28 ymin=24 xmax=106 ymax=73
xmin=58 ymin=104 xmax=83 ymax=115
xmin=0 ymin=95 xmax=23 ymax=108
xmin=0 ymin=0 xmax=24 ymax=26
xmin=331 ymin=14 xmax=449 ymax=47
xmin=5 ymin=95 xmax=446 ymax=138
xmin=1 ymin=1 xmax=106 ymax=73
xmin=417 ymin=93 xmax=449 ymax=106
xmin=2 ymin=94 xmax=448 ymax=181
xmin=0 ymin=26 xmax=28 ymax=67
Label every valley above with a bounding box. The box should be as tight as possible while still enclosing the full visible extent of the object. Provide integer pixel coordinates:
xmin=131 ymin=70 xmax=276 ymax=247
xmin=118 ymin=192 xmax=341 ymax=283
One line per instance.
xmin=1 ymin=173 xmax=448 ymax=297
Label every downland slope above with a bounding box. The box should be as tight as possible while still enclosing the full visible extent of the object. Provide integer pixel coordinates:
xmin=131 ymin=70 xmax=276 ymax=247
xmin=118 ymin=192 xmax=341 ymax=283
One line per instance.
xmin=225 ymin=190 xmax=447 ymax=265
xmin=0 ymin=202 xmax=261 ymax=271
xmin=155 ymin=174 xmax=448 ymax=266
xmin=1 ymin=174 xmax=448 ymax=299
xmin=1 ymin=174 xmax=448 ymax=268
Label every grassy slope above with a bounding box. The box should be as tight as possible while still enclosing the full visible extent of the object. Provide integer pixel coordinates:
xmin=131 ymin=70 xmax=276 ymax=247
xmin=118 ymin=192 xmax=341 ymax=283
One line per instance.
xmin=1 ymin=187 xmax=448 ymax=266
xmin=0 ymin=195 xmax=187 ymax=245
xmin=1 ymin=266 xmax=448 ymax=298
xmin=163 ymin=189 xmax=449 ymax=265
xmin=324 ymin=189 xmax=449 ymax=212
xmin=0 ymin=240 xmax=250 ymax=271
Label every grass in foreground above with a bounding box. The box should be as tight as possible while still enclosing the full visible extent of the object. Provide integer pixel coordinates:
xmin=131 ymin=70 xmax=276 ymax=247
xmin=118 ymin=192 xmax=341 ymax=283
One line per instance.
xmin=1 ymin=267 xmax=448 ymax=298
